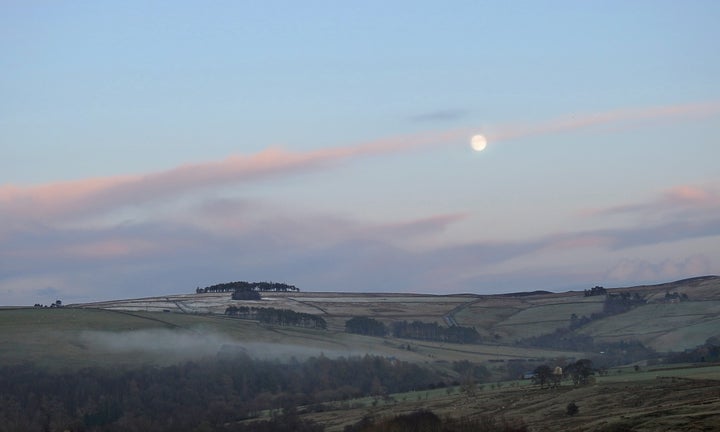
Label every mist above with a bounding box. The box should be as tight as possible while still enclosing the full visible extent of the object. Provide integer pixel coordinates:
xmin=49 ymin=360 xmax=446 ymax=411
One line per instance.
xmin=79 ymin=328 xmax=367 ymax=362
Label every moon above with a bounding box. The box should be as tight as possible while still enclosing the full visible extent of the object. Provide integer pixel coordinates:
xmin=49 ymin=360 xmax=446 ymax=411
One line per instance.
xmin=471 ymin=134 xmax=487 ymax=152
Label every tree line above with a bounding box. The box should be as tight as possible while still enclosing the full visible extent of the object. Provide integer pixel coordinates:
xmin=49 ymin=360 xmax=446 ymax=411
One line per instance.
xmin=196 ymin=281 xmax=299 ymax=294
xmin=343 ymin=409 xmax=528 ymax=432
xmin=226 ymin=306 xmax=327 ymax=329
xmin=231 ymin=289 xmax=262 ymax=300
xmin=0 ymin=354 xmax=442 ymax=432
xmin=667 ymin=337 xmax=720 ymax=363
xmin=344 ymin=317 xmax=480 ymax=344
xmin=517 ymin=326 xmax=656 ymax=367
xmin=532 ymin=359 xmax=595 ymax=389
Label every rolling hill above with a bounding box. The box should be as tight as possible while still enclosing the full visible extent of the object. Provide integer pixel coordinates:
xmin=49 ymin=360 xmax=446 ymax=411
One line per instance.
xmin=2 ymin=276 xmax=718 ymax=371
xmin=2 ymin=276 xmax=720 ymax=431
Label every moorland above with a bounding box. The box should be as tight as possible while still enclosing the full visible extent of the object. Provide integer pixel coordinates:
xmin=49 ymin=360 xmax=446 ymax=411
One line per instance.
xmin=1 ymin=276 xmax=719 ymax=431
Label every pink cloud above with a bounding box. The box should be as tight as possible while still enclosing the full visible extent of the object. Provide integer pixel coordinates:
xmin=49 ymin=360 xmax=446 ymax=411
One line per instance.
xmin=2 ymin=100 xmax=717 ymax=229
xmin=664 ymin=185 xmax=715 ymax=204
xmin=581 ymin=183 xmax=720 ymax=217
xmin=487 ymin=101 xmax=720 ymax=143
xmin=0 ymin=131 xmax=464 ymax=225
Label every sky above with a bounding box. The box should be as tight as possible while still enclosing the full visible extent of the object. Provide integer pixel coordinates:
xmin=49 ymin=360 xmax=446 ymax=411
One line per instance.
xmin=2 ymin=1 xmax=719 ymax=305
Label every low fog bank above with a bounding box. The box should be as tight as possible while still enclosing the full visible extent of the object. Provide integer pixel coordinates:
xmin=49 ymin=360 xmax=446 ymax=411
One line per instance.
xmin=80 ymin=328 xmax=235 ymax=357
xmin=79 ymin=328 xmax=368 ymax=363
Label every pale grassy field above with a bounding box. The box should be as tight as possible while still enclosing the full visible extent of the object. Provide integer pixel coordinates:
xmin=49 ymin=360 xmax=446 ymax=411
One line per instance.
xmin=579 ymin=301 xmax=720 ymax=350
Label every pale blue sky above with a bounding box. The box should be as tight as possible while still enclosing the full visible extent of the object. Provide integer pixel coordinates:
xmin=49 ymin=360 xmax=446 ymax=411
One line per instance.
xmin=2 ymin=1 xmax=719 ymax=304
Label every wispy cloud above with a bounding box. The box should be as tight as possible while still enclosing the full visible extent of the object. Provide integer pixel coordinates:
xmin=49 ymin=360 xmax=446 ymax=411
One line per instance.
xmin=0 ymin=134 xmax=459 ymax=226
xmin=486 ymin=101 xmax=720 ymax=143
xmin=581 ymin=183 xmax=720 ymax=218
xmin=2 ymin=101 xmax=717 ymax=228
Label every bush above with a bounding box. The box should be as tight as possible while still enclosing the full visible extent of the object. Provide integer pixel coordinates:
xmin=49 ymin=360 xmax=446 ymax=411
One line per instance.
xmin=566 ymin=402 xmax=579 ymax=416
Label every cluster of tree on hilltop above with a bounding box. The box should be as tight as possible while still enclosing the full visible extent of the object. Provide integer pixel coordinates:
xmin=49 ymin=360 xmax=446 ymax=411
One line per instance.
xmin=197 ymin=281 xmax=299 ymax=294
xmin=226 ymin=306 xmax=326 ymax=329
xmin=584 ymin=285 xmax=607 ymax=297
xmin=345 ymin=317 xmax=480 ymax=344
xmin=0 ymin=354 xmax=441 ymax=432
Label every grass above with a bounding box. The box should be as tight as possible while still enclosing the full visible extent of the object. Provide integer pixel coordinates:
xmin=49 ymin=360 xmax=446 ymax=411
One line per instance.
xmin=0 ymin=306 xmax=588 ymax=372
xmin=579 ymin=301 xmax=720 ymax=350
xmin=0 ymin=308 xmax=176 ymax=369
xmin=301 ymin=363 xmax=720 ymax=432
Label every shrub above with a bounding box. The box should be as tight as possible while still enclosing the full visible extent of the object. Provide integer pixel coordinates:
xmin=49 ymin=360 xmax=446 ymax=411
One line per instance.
xmin=566 ymin=402 xmax=579 ymax=416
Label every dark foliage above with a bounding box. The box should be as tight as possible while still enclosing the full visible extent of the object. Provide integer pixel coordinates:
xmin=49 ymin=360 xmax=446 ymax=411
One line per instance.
xmin=594 ymin=340 xmax=658 ymax=367
xmin=344 ymin=410 xmax=528 ymax=432
xmin=518 ymin=327 xmax=594 ymax=351
xmin=667 ymin=338 xmax=720 ymax=363
xmin=569 ymin=313 xmax=592 ymax=330
xmin=345 ymin=317 xmax=388 ymax=337
xmin=532 ymin=365 xmax=555 ymax=388
xmin=231 ymin=289 xmax=262 ymax=300
xmin=390 ymin=320 xmax=480 ymax=344
xmin=221 ymin=408 xmax=324 ymax=432
xmin=570 ymin=291 xmax=646 ymax=332
xmin=452 ymin=360 xmax=491 ymax=382
xmin=603 ymin=292 xmax=645 ymax=315
xmin=0 ymin=355 xmax=442 ymax=432
xmin=584 ymin=285 xmax=607 ymax=297
xmin=197 ymin=281 xmax=299 ymax=294
xmin=664 ymin=291 xmax=689 ymax=302
xmin=566 ymin=402 xmax=579 ymax=416
xmin=565 ymin=359 xmax=594 ymax=385
xmin=225 ymin=306 xmax=326 ymax=329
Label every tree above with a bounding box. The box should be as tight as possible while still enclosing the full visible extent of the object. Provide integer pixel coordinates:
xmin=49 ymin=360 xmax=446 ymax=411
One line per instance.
xmin=533 ymin=365 xmax=554 ymax=389
xmin=567 ymin=359 xmax=594 ymax=385
xmin=345 ymin=317 xmax=387 ymax=337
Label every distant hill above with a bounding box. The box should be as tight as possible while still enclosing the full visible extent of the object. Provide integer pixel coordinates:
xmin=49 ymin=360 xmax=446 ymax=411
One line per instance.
xmin=2 ymin=276 xmax=719 ymax=371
